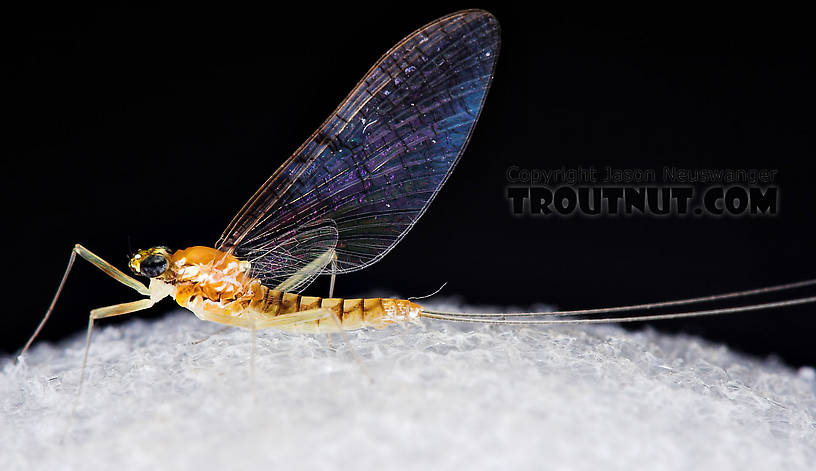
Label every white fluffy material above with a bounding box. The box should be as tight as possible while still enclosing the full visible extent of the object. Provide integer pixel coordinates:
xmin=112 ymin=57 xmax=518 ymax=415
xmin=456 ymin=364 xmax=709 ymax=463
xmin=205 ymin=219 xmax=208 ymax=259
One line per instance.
xmin=2 ymin=301 xmax=815 ymax=470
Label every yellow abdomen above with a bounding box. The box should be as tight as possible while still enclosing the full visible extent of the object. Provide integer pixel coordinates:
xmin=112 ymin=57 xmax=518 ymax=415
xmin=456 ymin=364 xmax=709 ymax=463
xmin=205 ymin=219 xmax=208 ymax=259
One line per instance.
xmin=165 ymin=246 xmax=422 ymax=332
xmin=247 ymin=287 xmax=422 ymax=333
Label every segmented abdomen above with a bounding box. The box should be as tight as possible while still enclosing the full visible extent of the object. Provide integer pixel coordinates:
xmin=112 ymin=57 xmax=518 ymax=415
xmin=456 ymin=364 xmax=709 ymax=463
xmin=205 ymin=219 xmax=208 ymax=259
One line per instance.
xmin=252 ymin=286 xmax=422 ymax=333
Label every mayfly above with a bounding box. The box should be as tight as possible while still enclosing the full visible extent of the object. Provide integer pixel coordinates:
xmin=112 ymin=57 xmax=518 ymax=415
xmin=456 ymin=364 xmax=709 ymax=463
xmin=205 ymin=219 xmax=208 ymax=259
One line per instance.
xmin=18 ymin=10 xmax=816 ymax=378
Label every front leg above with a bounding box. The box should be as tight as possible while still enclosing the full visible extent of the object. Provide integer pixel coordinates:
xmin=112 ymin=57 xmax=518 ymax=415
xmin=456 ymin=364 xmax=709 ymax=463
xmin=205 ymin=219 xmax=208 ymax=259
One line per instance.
xmin=19 ymin=244 xmax=150 ymax=360
xmin=75 ymin=244 xmax=149 ymax=295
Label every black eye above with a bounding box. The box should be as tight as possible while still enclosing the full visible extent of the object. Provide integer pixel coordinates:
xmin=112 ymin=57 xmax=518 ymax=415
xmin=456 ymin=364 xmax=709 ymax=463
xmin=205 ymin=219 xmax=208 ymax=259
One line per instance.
xmin=140 ymin=255 xmax=168 ymax=278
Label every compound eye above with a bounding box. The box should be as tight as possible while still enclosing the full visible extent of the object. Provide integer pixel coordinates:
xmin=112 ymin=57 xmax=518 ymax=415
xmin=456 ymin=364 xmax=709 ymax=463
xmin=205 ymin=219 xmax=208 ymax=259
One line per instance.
xmin=140 ymin=254 xmax=169 ymax=278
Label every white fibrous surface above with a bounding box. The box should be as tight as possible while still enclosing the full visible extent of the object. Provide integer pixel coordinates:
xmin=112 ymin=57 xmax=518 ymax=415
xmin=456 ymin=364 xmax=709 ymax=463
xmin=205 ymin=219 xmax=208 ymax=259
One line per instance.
xmin=2 ymin=301 xmax=815 ymax=470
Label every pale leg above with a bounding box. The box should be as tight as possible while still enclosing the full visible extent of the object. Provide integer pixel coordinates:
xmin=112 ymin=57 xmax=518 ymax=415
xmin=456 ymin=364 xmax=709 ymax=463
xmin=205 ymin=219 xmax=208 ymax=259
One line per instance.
xmin=252 ymin=308 xmax=370 ymax=381
xmin=325 ymin=310 xmax=368 ymax=380
xmin=327 ymin=252 xmax=338 ymax=346
xmin=252 ymin=308 xmax=336 ymax=329
xmin=191 ymin=325 xmax=232 ymax=345
xmin=64 ymin=298 xmax=155 ymax=438
xmin=78 ymin=299 xmax=156 ymax=397
xmin=19 ymin=244 xmax=150 ymax=360
xmin=329 ymin=252 xmax=338 ymax=298
xmin=250 ymin=326 xmax=257 ymax=402
xmin=320 ymin=263 xmax=353 ymax=361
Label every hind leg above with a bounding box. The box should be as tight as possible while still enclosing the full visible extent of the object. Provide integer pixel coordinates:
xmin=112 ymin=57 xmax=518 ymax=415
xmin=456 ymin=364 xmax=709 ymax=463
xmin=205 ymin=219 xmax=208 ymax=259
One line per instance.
xmin=191 ymin=325 xmax=233 ymax=345
xmin=326 ymin=252 xmax=339 ymax=346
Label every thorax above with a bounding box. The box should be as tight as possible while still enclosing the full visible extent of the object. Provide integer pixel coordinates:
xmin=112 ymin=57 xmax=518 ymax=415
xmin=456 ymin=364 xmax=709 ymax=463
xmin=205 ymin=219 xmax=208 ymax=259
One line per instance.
xmin=157 ymin=246 xmax=261 ymax=316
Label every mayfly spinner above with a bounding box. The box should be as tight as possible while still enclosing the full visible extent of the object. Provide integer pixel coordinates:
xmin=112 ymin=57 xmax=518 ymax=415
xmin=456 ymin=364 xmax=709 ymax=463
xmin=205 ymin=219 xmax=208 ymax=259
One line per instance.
xmin=18 ymin=10 xmax=816 ymax=376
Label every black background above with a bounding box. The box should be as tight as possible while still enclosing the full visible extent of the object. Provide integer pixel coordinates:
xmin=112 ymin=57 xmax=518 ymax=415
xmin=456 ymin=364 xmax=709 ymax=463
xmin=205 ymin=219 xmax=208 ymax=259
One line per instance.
xmin=5 ymin=3 xmax=815 ymax=365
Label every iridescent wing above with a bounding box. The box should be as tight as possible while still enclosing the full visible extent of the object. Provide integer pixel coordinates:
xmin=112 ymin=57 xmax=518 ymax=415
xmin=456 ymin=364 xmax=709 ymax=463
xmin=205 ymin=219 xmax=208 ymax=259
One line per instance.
xmin=241 ymin=220 xmax=338 ymax=292
xmin=217 ymin=10 xmax=500 ymax=284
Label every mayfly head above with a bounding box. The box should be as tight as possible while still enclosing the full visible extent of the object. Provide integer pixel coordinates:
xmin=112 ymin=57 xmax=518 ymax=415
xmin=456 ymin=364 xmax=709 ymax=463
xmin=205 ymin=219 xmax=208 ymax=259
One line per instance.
xmin=128 ymin=246 xmax=173 ymax=279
